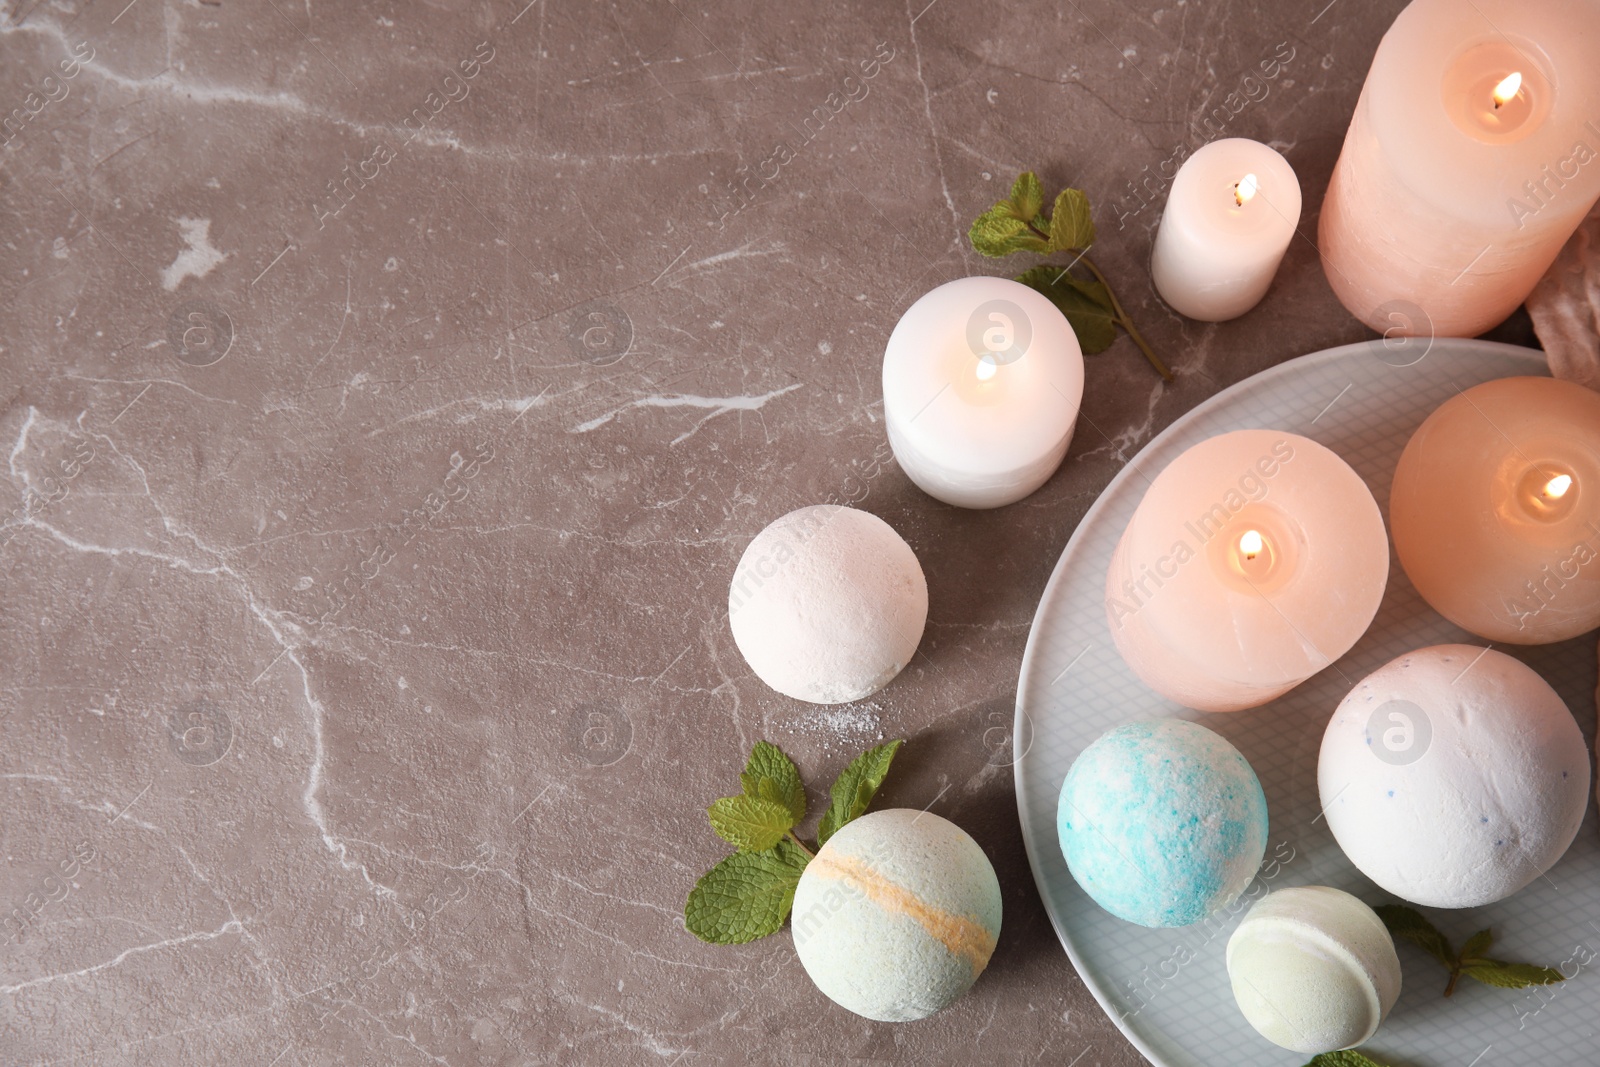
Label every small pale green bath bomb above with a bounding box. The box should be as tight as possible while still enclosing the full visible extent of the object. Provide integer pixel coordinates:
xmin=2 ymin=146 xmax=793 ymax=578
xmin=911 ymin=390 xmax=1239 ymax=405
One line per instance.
xmin=1227 ymin=885 xmax=1401 ymax=1054
xmin=791 ymin=808 xmax=1002 ymax=1022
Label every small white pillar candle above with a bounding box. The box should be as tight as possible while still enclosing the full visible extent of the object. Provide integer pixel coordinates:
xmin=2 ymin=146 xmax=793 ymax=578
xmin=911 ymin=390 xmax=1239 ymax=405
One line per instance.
xmin=1320 ymin=0 xmax=1600 ymax=337
xmin=882 ymin=276 xmax=1084 ymax=509
xmin=1151 ymin=138 xmax=1302 ymax=322
xmin=1105 ymin=430 xmax=1389 ymax=713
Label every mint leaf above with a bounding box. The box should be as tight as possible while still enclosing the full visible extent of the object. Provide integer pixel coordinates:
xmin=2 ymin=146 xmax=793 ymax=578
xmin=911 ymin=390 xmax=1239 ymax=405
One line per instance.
xmin=1375 ymin=904 xmax=1454 ymax=968
xmin=1374 ymin=905 xmax=1565 ymax=997
xmin=1461 ymin=928 xmax=1494 ymax=961
xmin=1014 ymin=265 xmax=1117 ymax=355
xmin=1303 ymin=1051 xmax=1394 ymax=1067
xmin=684 ymin=838 xmax=810 ymax=944
xmin=1046 ymin=188 xmax=1095 ymax=252
xmin=817 ymin=740 xmax=903 ymax=846
xmin=969 ymin=207 xmax=1049 ymax=258
xmin=708 ymin=794 xmax=795 ymax=852
xmin=969 ymin=172 xmax=1052 ymax=256
xmin=1460 ymin=959 xmax=1566 ymax=989
xmin=1008 ymin=171 xmax=1045 ymax=224
xmin=741 ymin=741 xmax=805 ymax=824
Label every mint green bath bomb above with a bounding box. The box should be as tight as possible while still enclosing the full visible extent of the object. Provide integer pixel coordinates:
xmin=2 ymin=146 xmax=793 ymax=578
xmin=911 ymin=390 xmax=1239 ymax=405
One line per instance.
xmin=791 ymin=809 xmax=1002 ymax=1022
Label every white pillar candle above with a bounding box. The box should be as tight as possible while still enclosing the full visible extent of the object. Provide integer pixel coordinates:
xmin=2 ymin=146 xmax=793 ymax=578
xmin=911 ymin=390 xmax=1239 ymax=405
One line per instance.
xmin=1104 ymin=430 xmax=1389 ymax=713
xmin=882 ymin=276 xmax=1084 ymax=509
xmin=1150 ymin=138 xmax=1302 ymax=322
xmin=1320 ymin=0 xmax=1600 ymax=338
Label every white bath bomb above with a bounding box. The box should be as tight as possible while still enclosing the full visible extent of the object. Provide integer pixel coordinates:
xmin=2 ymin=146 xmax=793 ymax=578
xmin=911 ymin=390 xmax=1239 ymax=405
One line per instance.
xmin=791 ymin=809 xmax=1002 ymax=1021
xmin=1227 ymin=886 xmax=1401 ymax=1054
xmin=1319 ymin=645 xmax=1589 ymax=908
xmin=728 ymin=505 xmax=927 ymax=704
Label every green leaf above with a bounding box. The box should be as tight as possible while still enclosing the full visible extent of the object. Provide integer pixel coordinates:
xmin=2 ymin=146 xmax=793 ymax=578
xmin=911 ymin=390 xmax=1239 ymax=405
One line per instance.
xmin=817 ymin=740 xmax=903 ymax=846
xmin=969 ymin=207 xmax=1049 ymax=258
xmin=1460 ymin=959 xmax=1566 ymax=989
xmin=1046 ymin=188 xmax=1096 ymax=252
xmin=1461 ymin=928 xmax=1494 ymax=961
xmin=1374 ymin=904 xmax=1454 ymax=968
xmin=684 ymin=839 xmax=810 ymax=944
xmin=741 ymin=741 xmax=805 ymax=824
xmin=707 ymin=794 xmax=795 ymax=852
xmin=1008 ymin=171 xmax=1045 ymax=223
xmin=1014 ymin=265 xmax=1118 ymax=355
xmin=1302 ymin=1051 xmax=1394 ymax=1067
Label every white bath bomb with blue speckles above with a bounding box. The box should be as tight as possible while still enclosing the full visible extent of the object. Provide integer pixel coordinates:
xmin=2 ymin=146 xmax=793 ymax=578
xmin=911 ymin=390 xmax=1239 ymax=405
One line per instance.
xmin=728 ymin=505 xmax=927 ymax=704
xmin=1319 ymin=645 xmax=1588 ymax=909
xmin=791 ymin=808 xmax=1001 ymax=1021
xmin=1057 ymin=719 xmax=1268 ymax=927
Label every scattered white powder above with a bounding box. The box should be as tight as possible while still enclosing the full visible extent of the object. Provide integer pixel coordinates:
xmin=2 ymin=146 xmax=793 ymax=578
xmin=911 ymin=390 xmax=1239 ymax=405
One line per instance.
xmin=781 ymin=701 xmax=886 ymax=752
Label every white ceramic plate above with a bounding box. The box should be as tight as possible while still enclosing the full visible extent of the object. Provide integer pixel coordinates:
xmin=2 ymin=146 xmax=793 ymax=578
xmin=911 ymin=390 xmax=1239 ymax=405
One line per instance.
xmin=1014 ymin=339 xmax=1600 ymax=1067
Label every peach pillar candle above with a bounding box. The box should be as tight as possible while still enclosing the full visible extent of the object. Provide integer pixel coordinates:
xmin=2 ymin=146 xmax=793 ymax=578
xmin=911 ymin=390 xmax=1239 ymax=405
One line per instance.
xmin=1105 ymin=430 xmax=1389 ymax=713
xmin=1320 ymin=0 xmax=1600 ymax=338
xmin=1391 ymin=376 xmax=1600 ymax=643
xmin=1151 ymin=138 xmax=1301 ymax=322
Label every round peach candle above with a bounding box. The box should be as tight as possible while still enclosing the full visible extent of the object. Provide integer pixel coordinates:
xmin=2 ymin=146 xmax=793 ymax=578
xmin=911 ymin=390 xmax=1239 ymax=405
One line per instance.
xmin=1151 ymin=138 xmax=1301 ymax=322
xmin=1390 ymin=376 xmax=1600 ymax=643
xmin=1320 ymin=0 xmax=1600 ymax=338
xmin=1105 ymin=430 xmax=1389 ymax=713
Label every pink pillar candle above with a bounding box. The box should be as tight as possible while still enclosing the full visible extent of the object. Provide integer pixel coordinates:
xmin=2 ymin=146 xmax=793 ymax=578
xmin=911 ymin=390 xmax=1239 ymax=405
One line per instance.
xmin=1106 ymin=430 xmax=1389 ymax=713
xmin=1320 ymin=0 xmax=1600 ymax=338
xmin=1391 ymin=376 xmax=1600 ymax=643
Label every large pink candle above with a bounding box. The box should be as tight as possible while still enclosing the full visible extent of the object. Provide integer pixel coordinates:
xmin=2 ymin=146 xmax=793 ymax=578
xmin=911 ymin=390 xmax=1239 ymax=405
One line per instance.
xmin=1391 ymin=376 xmax=1600 ymax=644
xmin=1106 ymin=430 xmax=1389 ymax=713
xmin=1320 ymin=0 xmax=1600 ymax=338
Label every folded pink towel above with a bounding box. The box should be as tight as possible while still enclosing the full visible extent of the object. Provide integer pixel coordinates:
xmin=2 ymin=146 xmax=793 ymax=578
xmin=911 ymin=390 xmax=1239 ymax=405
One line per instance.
xmin=1528 ymin=205 xmax=1600 ymax=392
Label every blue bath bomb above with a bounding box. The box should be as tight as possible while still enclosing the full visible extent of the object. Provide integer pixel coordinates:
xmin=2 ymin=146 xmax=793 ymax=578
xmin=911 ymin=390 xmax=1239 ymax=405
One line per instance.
xmin=1057 ymin=719 xmax=1268 ymax=927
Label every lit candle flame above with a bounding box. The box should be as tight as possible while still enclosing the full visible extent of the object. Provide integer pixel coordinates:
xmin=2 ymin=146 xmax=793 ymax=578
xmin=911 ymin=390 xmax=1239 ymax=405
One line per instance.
xmin=1493 ymin=71 xmax=1522 ymax=108
xmin=976 ymin=356 xmax=997 ymax=381
xmin=1239 ymin=529 xmax=1264 ymax=559
xmin=1234 ymin=173 xmax=1259 ymax=207
xmin=1544 ymin=473 xmax=1573 ymax=499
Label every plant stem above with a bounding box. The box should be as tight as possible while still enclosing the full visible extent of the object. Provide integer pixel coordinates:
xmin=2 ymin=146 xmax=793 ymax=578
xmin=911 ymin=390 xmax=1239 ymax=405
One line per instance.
xmin=1080 ymin=255 xmax=1173 ymax=381
xmin=1444 ymin=962 xmax=1461 ymax=997
xmin=1020 ymin=219 xmax=1171 ymax=380
xmin=786 ymin=831 xmax=815 ymax=858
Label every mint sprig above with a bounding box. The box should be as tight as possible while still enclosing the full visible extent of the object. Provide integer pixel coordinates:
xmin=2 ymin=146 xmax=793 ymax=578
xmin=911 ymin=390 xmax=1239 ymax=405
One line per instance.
xmin=685 ymin=739 xmax=905 ymax=945
xmin=970 ymin=172 xmax=1171 ymax=380
xmin=1375 ymin=904 xmax=1567 ymax=997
